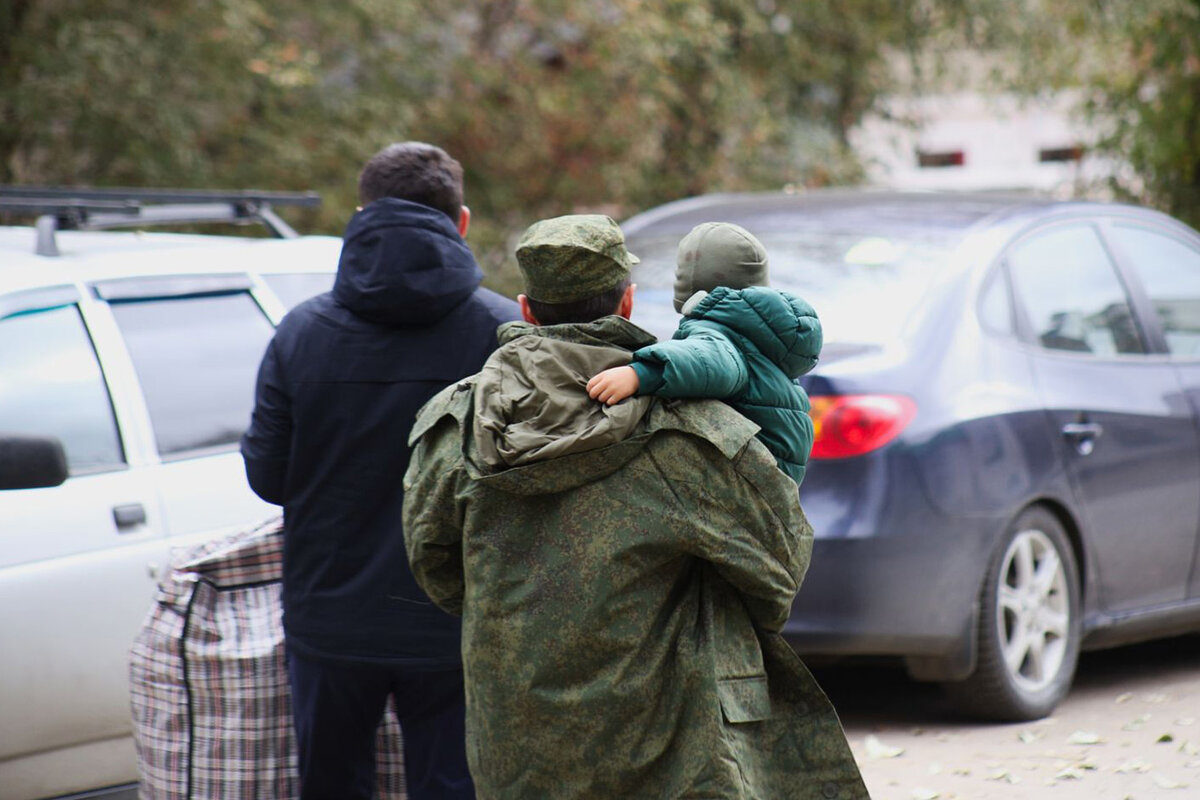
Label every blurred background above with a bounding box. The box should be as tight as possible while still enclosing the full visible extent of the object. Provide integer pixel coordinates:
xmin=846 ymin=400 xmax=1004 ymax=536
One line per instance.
xmin=2 ymin=0 xmax=1197 ymax=293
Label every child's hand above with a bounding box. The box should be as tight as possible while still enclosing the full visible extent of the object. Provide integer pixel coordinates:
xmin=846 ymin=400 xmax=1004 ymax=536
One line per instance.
xmin=587 ymin=366 xmax=640 ymax=405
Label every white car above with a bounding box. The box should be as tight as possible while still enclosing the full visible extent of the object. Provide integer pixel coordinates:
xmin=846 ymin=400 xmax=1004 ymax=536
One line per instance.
xmin=0 ymin=189 xmax=339 ymax=800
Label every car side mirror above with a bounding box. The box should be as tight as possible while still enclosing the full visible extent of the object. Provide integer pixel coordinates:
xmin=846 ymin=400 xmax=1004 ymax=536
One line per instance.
xmin=0 ymin=435 xmax=68 ymax=490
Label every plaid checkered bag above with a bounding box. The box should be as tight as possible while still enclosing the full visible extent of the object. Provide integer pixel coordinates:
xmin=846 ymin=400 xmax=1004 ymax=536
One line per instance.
xmin=129 ymin=515 xmax=407 ymax=799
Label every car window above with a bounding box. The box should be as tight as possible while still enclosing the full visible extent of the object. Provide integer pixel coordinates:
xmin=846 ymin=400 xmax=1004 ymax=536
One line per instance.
xmin=0 ymin=304 xmax=124 ymax=473
xmin=262 ymin=272 xmax=335 ymax=311
xmin=1109 ymin=225 xmax=1200 ymax=357
xmin=1008 ymin=225 xmax=1145 ymax=356
xmin=628 ymin=228 xmax=959 ymax=343
xmin=108 ymin=292 xmax=275 ymax=457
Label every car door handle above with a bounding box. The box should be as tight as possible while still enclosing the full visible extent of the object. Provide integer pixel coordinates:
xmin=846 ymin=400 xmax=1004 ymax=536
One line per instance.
xmin=1062 ymin=422 xmax=1103 ymax=438
xmin=113 ymin=503 xmax=147 ymax=531
xmin=1061 ymin=422 xmax=1102 ymax=455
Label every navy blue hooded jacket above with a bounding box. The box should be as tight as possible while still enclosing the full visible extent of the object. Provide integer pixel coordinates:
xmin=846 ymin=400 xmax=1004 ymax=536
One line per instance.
xmin=241 ymin=198 xmax=519 ymax=665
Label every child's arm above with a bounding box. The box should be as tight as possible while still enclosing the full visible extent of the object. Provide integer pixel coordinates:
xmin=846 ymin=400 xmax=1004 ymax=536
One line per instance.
xmin=587 ymin=326 xmax=749 ymax=406
xmin=587 ymin=366 xmax=640 ymax=406
xmin=627 ymin=326 xmax=749 ymax=400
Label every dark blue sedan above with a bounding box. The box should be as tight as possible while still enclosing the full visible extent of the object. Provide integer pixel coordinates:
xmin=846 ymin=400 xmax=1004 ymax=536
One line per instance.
xmin=623 ymin=189 xmax=1200 ymax=720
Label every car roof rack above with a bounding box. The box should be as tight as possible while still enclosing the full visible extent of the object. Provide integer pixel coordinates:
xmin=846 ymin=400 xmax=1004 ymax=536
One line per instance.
xmin=0 ymin=186 xmax=321 ymax=257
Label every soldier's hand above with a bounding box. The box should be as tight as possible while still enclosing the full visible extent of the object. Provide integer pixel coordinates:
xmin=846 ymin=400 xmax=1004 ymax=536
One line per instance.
xmin=587 ymin=366 xmax=640 ymax=405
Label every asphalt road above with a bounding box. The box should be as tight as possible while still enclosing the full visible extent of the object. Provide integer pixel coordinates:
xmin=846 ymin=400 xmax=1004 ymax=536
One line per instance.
xmin=815 ymin=635 xmax=1200 ymax=800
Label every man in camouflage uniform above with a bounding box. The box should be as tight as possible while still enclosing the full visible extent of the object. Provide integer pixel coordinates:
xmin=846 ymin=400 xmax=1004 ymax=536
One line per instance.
xmin=402 ymin=215 xmax=868 ymax=799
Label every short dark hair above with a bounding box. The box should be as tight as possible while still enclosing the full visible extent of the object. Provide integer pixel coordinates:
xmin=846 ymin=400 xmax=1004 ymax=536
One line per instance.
xmin=358 ymin=142 xmax=464 ymax=222
xmin=525 ymin=279 xmax=630 ymax=325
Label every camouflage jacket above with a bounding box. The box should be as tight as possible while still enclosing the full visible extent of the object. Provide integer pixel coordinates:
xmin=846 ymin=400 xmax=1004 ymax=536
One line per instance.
xmin=403 ymin=316 xmax=868 ymax=800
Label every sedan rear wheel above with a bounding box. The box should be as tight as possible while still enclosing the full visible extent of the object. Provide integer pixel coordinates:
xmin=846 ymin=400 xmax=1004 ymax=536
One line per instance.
xmin=946 ymin=507 xmax=1081 ymax=721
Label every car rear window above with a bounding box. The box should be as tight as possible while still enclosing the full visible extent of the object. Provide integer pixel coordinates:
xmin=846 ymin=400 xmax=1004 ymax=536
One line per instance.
xmin=627 ymin=226 xmax=961 ymax=343
xmin=108 ymin=292 xmax=275 ymax=457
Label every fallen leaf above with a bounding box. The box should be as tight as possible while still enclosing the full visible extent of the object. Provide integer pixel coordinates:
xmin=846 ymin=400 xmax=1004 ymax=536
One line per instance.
xmin=1157 ymin=733 xmax=1175 ymax=744
xmin=1018 ymin=729 xmax=1043 ymax=744
xmin=864 ymin=734 xmax=905 ymax=759
xmin=1180 ymin=741 xmax=1200 ymax=756
xmin=1151 ymin=771 xmax=1189 ymax=790
xmin=1056 ymin=766 xmax=1086 ymax=780
xmin=1114 ymin=758 xmax=1152 ymax=774
xmin=1116 ymin=692 xmax=1134 ymax=703
xmin=987 ymin=769 xmax=1019 ymax=784
xmin=911 ymin=788 xmax=939 ymax=800
xmin=1122 ymin=714 xmax=1151 ymax=731
xmin=1068 ymin=730 xmax=1103 ymax=745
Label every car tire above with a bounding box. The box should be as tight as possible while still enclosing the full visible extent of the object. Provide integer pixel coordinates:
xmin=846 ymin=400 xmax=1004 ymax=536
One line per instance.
xmin=946 ymin=506 xmax=1082 ymax=721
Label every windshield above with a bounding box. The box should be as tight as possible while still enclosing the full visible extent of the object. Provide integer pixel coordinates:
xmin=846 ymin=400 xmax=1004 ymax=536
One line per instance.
xmin=626 ymin=225 xmax=962 ymax=344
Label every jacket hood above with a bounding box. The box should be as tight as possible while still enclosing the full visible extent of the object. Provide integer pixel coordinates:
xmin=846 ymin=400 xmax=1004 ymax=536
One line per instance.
xmin=333 ymin=198 xmax=482 ymax=327
xmin=685 ymin=286 xmax=822 ymax=379
xmin=468 ymin=316 xmax=657 ymax=494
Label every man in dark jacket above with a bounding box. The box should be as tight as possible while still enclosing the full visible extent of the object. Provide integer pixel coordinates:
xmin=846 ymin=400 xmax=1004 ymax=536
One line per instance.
xmin=241 ymin=142 xmax=519 ymax=800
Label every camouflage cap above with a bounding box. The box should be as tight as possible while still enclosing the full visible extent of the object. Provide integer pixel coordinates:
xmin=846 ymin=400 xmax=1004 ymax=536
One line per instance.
xmin=516 ymin=214 xmax=639 ymax=304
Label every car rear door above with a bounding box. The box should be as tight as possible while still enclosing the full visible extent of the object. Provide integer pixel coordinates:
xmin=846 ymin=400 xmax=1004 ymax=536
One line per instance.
xmin=91 ymin=275 xmax=282 ymax=551
xmin=1005 ymin=221 xmax=1200 ymax=615
xmin=1102 ymin=220 xmax=1200 ymax=601
xmin=0 ymin=286 xmax=165 ymax=784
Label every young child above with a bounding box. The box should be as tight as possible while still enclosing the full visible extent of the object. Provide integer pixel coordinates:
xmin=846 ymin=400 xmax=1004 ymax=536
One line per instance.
xmin=587 ymin=221 xmax=821 ymax=486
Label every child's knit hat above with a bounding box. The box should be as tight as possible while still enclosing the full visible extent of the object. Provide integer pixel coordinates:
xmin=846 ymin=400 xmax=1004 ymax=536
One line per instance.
xmin=673 ymin=222 xmax=769 ymax=312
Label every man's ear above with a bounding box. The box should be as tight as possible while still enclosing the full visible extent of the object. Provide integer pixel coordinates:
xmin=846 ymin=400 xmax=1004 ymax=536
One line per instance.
xmin=616 ymin=283 xmax=636 ymax=320
xmin=518 ymin=294 xmax=539 ymax=324
xmin=457 ymin=205 xmax=471 ymax=238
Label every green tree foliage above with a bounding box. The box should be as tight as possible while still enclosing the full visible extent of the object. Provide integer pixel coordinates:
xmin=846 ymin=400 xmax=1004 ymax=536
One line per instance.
xmin=20 ymin=2 xmax=1193 ymax=288
xmin=925 ymin=0 xmax=1200 ymax=229
xmin=0 ymin=1 xmax=431 ymax=226
xmin=1086 ymin=1 xmax=1200 ymax=228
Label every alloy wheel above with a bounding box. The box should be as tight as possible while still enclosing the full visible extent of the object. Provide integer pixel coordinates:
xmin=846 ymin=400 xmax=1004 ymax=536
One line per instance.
xmin=995 ymin=527 xmax=1071 ymax=694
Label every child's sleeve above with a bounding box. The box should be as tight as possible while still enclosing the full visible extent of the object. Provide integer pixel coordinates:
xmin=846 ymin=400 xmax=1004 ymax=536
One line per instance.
xmin=630 ymin=326 xmax=749 ymax=399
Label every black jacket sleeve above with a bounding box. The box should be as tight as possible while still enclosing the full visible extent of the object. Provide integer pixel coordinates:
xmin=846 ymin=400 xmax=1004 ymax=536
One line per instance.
xmin=240 ymin=338 xmax=291 ymax=505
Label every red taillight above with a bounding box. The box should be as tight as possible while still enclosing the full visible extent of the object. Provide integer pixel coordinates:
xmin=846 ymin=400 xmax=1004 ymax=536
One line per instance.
xmin=809 ymin=394 xmax=916 ymax=460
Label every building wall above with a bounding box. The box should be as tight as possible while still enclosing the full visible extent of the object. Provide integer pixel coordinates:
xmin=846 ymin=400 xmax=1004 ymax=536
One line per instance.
xmin=850 ymin=91 xmax=1118 ymax=196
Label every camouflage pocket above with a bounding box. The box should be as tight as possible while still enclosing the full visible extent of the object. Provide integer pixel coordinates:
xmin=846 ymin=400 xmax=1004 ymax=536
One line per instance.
xmin=717 ymin=675 xmax=771 ymax=723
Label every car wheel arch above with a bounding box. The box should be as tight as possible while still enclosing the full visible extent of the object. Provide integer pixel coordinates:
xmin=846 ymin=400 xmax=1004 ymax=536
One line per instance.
xmin=904 ymin=497 xmax=1086 ymax=687
xmin=1025 ymin=496 xmax=1089 ymax=608
xmin=942 ymin=500 xmax=1086 ymax=720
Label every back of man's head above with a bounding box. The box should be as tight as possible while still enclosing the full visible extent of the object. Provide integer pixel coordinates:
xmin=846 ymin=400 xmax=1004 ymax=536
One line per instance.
xmin=516 ymin=215 xmax=638 ymax=325
xmin=358 ymin=142 xmax=464 ymax=222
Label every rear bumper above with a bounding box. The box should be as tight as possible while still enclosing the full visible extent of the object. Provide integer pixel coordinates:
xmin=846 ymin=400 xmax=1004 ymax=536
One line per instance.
xmin=783 ymin=526 xmax=993 ymax=660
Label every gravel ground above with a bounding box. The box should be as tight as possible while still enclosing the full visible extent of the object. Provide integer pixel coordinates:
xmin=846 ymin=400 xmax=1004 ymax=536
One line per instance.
xmin=815 ymin=634 xmax=1200 ymax=800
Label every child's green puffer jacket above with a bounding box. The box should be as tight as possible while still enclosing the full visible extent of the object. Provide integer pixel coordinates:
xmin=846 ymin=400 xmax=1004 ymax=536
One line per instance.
xmin=630 ymin=285 xmax=822 ymax=486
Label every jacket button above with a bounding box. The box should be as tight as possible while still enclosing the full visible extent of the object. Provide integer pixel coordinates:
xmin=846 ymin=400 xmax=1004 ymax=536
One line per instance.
xmin=821 ymin=782 xmax=839 ymax=798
